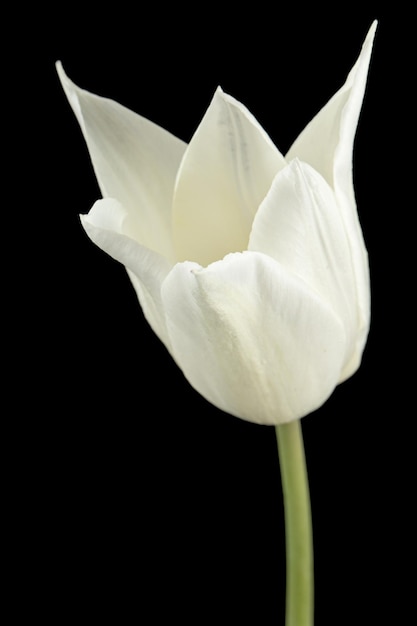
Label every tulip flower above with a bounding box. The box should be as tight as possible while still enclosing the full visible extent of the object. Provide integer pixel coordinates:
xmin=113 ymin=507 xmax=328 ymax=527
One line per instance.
xmin=57 ymin=24 xmax=375 ymax=428
xmin=58 ymin=21 xmax=376 ymax=626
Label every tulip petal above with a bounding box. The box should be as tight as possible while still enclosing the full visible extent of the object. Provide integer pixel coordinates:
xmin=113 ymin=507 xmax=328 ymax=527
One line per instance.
xmin=57 ymin=62 xmax=186 ymax=261
xmin=161 ymin=251 xmax=346 ymax=425
xmin=172 ymin=87 xmax=287 ymax=266
xmin=249 ymin=159 xmax=357 ymax=377
xmin=285 ymin=23 xmax=376 ymax=372
xmin=286 ymin=22 xmax=376 ymax=201
xmin=81 ymin=198 xmax=174 ymax=349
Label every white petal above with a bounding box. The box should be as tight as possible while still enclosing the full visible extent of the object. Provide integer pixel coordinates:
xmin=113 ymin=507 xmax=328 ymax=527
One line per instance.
xmin=161 ymin=251 xmax=346 ymax=425
xmin=285 ymin=22 xmax=376 ymax=375
xmin=81 ymin=199 xmax=174 ymax=349
xmin=57 ymin=62 xmax=186 ymax=261
xmin=249 ymin=159 xmax=357 ymax=377
xmin=172 ymin=87 xmax=287 ymax=266
xmin=286 ymin=22 xmax=376 ymax=199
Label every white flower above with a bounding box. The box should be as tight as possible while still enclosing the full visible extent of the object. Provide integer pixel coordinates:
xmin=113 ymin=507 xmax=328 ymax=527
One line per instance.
xmin=57 ymin=22 xmax=376 ymax=425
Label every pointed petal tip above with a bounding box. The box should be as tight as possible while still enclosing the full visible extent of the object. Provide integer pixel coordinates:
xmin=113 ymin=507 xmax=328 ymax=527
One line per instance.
xmin=56 ymin=61 xmax=87 ymax=102
xmin=369 ymin=19 xmax=378 ymax=36
xmin=365 ymin=19 xmax=378 ymax=48
xmin=56 ymin=60 xmax=66 ymax=86
xmin=56 ymin=60 xmax=79 ymax=102
xmin=55 ymin=60 xmax=71 ymax=89
xmin=359 ymin=20 xmax=378 ymax=62
xmin=214 ymin=85 xmax=242 ymax=105
xmin=214 ymin=85 xmax=233 ymax=102
xmin=217 ymin=86 xmax=239 ymax=104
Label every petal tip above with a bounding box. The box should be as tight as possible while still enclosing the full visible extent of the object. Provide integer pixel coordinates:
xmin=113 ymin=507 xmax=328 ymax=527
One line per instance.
xmin=369 ymin=19 xmax=378 ymax=36
xmin=364 ymin=19 xmax=378 ymax=50
xmin=56 ymin=60 xmax=72 ymax=91
xmin=214 ymin=84 xmax=232 ymax=103
xmin=56 ymin=61 xmax=87 ymax=133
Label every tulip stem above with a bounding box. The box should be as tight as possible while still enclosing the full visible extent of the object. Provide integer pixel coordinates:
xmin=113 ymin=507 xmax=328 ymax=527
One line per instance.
xmin=276 ymin=420 xmax=314 ymax=626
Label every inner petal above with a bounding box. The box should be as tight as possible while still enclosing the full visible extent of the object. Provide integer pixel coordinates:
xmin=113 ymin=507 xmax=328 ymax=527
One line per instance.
xmin=172 ymin=88 xmax=286 ymax=266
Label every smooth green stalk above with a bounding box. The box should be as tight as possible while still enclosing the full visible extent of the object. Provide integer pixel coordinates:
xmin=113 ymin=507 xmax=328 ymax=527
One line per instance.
xmin=276 ymin=420 xmax=314 ymax=626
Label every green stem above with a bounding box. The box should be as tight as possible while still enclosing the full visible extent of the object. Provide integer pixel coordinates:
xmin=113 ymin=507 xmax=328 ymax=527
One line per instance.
xmin=275 ymin=420 xmax=314 ymax=626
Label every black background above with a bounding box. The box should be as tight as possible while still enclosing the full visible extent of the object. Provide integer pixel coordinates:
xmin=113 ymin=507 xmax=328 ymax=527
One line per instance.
xmin=15 ymin=4 xmax=410 ymax=624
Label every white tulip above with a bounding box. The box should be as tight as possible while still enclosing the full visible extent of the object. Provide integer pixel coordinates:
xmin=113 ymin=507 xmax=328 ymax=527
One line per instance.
xmin=57 ymin=22 xmax=376 ymax=426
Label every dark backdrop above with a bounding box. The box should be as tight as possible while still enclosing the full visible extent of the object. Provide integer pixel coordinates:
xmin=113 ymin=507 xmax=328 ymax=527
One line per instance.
xmin=17 ymin=5 xmax=409 ymax=625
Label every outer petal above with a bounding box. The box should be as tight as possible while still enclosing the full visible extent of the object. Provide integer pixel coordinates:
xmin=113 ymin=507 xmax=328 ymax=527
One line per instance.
xmin=172 ymin=87 xmax=287 ymax=266
xmin=57 ymin=62 xmax=186 ymax=261
xmin=249 ymin=159 xmax=357 ymax=380
xmin=285 ymin=23 xmax=376 ymax=374
xmin=81 ymin=199 xmax=174 ymax=350
xmin=161 ymin=251 xmax=346 ymax=425
xmin=286 ymin=22 xmax=376 ymax=202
